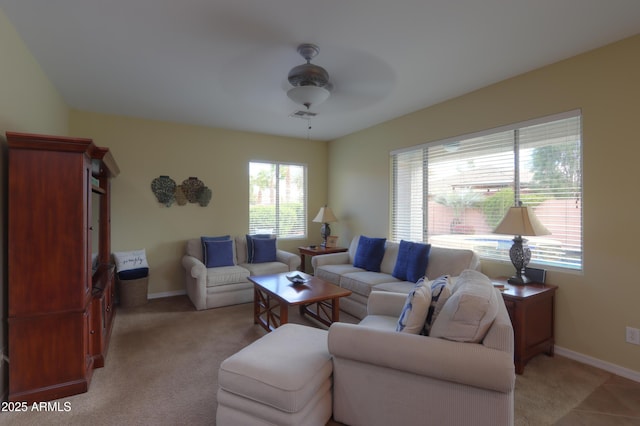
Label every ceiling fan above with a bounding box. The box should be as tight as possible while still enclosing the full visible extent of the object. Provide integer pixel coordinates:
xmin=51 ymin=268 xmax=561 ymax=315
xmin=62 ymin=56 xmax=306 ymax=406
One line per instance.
xmin=286 ymin=43 xmax=332 ymax=110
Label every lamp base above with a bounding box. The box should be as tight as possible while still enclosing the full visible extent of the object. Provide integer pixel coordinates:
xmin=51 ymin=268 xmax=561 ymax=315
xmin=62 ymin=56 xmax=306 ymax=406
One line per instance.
xmin=320 ymin=223 xmax=331 ymax=248
xmin=507 ymin=275 xmax=532 ymax=286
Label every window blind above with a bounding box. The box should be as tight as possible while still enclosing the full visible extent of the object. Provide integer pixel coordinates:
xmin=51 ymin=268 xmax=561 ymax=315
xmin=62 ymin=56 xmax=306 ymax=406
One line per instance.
xmin=391 ymin=111 xmax=582 ymax=270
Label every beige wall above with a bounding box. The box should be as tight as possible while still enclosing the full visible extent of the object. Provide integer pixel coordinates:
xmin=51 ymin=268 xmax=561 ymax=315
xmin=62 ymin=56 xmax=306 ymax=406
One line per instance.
xmin=328 ymin=34 xmax=640 ymax=375
xmin=69 ymin=111 xmax=329 ymax=295
xmin=0 ymin=8 xmax=70 ymax=401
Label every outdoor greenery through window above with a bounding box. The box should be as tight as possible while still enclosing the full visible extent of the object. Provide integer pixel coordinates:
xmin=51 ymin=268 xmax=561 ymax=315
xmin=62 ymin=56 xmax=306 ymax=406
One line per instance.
xmin=249 ymin=162 xmax=307 ymax=239
xmin=391 ymin=110 xmax=582 ymax=270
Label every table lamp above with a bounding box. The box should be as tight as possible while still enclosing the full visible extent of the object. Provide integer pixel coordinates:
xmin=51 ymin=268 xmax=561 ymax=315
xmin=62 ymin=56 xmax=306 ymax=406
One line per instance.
xmin=312 ymin=206 xmax=338 ymax=248
xmin=493 ymin=203 xmax=550 ymax=285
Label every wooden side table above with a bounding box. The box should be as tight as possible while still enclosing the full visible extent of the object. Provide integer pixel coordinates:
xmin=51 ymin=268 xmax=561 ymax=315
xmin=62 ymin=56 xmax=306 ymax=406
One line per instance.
xmin=493 ymin=278 xmax=558 ymax=374
xmin=298 ymin=246 xmax=348 ymax=273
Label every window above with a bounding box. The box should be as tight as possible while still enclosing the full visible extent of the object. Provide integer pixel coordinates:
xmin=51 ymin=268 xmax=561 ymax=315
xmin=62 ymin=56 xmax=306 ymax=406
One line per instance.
xmin=249 ymin=161 xmax=307 ymax=239
xmin=391 ymin=110 xmax=582 ymax=270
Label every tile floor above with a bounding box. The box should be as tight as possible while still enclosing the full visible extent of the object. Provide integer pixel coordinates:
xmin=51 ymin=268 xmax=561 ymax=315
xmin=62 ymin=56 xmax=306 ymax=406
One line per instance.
xmin=556 ymin=375 xmax=640 ymax=425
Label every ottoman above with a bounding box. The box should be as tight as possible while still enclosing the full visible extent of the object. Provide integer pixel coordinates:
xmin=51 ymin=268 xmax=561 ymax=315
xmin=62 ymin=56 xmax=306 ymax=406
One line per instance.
xmin=216 ymin=323 xmax=333 ymax=426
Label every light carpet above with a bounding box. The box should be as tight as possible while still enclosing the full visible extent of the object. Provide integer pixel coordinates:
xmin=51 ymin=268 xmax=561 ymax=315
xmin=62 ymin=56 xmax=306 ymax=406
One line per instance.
xmin=1 ymin=296 xmax=613 ymax=425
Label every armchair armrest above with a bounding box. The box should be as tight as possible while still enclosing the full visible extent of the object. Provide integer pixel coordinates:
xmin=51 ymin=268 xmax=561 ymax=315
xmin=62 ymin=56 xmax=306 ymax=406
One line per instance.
xmin=328 ymin=322 xmax=515 ymax=393
xmin=182 ymin=255 xmax=207 ymax=279
xmin=276 ymin=249 xmax=301 ymax=271
xmin=311 ymin=252 xmax=351 ymax=269
xmin=366 ymin=291 xmax=408 ymax=317
xmin=181 ymin=255 xmax=207 ymax=310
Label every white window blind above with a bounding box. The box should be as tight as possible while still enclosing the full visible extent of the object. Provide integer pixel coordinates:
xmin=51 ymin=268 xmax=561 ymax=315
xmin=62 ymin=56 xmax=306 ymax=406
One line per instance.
xmin=249 ymin=162 xmax=307 ymax=239
xmin=391 ymin=111 xmax=582 ymax=270
xmin=392 ymin=149 xmax=425 ymax=242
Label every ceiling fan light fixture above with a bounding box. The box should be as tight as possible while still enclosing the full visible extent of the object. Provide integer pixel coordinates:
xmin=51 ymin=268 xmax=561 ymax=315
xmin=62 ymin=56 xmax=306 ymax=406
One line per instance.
xmin=287 ymin=63 xmax=330 ymax=87
xmin=287 ymin=85 xmax=330 ymax=109
xmin=286 ymin=43 xmax=331 ymax=109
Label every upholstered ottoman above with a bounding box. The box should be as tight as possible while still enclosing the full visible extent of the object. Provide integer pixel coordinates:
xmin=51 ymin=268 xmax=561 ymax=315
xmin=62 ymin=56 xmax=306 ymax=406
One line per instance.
xmin=216 ymin=323 xmax=333 ymax=426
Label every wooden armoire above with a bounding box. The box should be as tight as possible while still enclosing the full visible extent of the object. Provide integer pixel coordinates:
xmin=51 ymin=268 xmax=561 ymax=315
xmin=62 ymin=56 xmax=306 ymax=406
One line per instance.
xmin=7 ymin=131 xmax=119 ymax=403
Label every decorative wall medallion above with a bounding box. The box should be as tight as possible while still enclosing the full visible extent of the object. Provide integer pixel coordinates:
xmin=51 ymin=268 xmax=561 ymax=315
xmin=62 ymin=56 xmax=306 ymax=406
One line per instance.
xmin=151 ymin=175 xmax=176 ymax=207
xmin=151 ymin=175 xmax=211 ymax=207
xmin=198 ymin=187 xmax=212 ymax=207
xmin=174 ymin=186 xmax=188 ymax=206
xmin=180 ymin=177 xmax=204 ymax=203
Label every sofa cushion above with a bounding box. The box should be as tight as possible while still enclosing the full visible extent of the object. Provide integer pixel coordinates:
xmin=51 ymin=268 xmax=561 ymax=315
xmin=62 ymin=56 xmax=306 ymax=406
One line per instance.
xmin=372 ymin=281 xmax=415 ymax=294
xmin=396 ymin=281 xmax=432 ymax=334
xmin=315 ymin=264 xmax=365 ymax=285
xmin=241 ymin=261 xmax=289 ymax=276
xmin=353 ymin=236 xmax=386 ymax=272
xmin=246 ymin=234 xmax=275 ymax=263
xmin=202 ymin=238 xmax=235 ymax=268
xmin=425 ymin=246 xmax=479 ymax=279
xmin=424 ymin=275 xmax=452 ymax=335
xmin=251 ymin=237 xmax=277 ymax=263
xmin=392 ymin=240 xmax=431 ymax=282
xmin=206 ymin=265 xmax=251 ymax=287
xmin=187 ymin=236 xmax=235 ymax=264
xmin=341 ymin=271 xmax=399 ymax=297
xmin=430 ymin=270 xmax=498 ymax=343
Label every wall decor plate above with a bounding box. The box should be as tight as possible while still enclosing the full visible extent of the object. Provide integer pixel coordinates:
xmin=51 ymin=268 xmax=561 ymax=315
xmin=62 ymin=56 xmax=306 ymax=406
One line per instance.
xmin=174 ymin=186 xmax=188 ymax=206
xmin=180 ymin=177 xmax=204 ymax=203
xmin=198 ymin=187 xmax=212 ymax=206
xmin=151 ymin=175 xmax=176 ymax=207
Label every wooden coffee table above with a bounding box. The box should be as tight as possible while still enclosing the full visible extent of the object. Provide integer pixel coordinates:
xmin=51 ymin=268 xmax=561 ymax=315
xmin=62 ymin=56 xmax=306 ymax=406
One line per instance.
xmin=250 ymin=272 xmax=352 ymax=332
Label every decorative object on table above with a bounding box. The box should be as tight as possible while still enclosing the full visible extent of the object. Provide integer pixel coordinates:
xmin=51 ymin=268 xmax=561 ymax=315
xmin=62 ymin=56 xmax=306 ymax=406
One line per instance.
xmin=150 ymin=175 xmax=211 ymax=207
xmin=151 ymin=175 xmax=177 ymax=207
xmin=326 ymin=235 xmax=339 ymax=248
xmin=312 ymin=205 xmax=338 ymax=248
xmin=493 ymin=202 xmax=550 ymax=285
xmin=286 ymin=273 xmax=308 ymax=285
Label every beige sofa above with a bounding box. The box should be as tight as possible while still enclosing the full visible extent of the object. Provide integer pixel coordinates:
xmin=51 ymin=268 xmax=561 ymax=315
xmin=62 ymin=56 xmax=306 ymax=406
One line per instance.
xmin=312 ymin=235 xmax=481 ymax=318
xmin=329 ymin=283 xmax=515 ymax=425
xmin=182 ymin=235 xmax=301 ymax=310
xmin=217 ymin=271 xmax=515 ymax=426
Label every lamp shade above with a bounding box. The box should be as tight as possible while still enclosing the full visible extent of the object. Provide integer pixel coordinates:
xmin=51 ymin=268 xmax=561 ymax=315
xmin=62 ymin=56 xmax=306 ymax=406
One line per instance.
xmin=312 ymin=206 xmax=338 ymax=223
xmin=493 ymin=206 xmax=550 ymax=236
xmin=287 ymin=86 xmax=330 ymax=109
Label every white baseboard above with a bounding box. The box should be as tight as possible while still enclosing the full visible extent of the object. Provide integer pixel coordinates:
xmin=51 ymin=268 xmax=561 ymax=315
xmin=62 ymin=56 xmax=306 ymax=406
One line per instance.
xmin=147 ymin=289 xmax=186 ymax=300
xmin=555 ymin=345 xmax=640 ymax=383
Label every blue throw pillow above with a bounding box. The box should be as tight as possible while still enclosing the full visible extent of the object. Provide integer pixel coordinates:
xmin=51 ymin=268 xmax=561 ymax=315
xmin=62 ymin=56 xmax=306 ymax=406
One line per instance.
xmin=392 ymin=240 xmax=431 ymax=282
xmin=424 ymin=275 xmax=452 ymax=336
xmin=353 ymin=236 xmax=386 ymax=272
xmin=201 ymin=235 xmax=231 ymax=265
xmin=246 ymin=234 xmax=274 ymax=263
xmin=251 ymin=237 xmax=277 ymax=263
xmin=202 ymin=239 xmax=234 ymax=268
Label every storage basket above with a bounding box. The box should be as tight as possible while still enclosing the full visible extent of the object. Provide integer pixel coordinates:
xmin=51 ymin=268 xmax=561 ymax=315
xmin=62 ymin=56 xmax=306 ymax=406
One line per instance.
xmin=117 ymin=275 xmax=149 ymax=308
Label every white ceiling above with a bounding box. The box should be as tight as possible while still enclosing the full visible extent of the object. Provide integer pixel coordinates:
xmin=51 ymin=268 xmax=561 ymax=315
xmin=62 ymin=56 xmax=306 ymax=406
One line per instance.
xmin=2 ymin=1 xmax=640 ymax=141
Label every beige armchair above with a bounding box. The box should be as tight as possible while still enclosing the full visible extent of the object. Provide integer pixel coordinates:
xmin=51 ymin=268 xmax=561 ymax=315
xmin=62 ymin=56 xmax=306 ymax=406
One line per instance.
xmin=328 ymin=289 xmax=516 ymax=426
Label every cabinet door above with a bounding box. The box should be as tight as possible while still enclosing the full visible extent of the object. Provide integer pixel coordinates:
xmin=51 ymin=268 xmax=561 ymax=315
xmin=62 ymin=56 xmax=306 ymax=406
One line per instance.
xmin=9 ymin=149 xmax=91 ymax=315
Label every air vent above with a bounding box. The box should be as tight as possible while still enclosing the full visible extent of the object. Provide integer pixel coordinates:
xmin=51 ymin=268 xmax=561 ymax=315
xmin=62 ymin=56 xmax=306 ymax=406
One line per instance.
xmin=289 ymin=110 xmax=318 ymax=119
